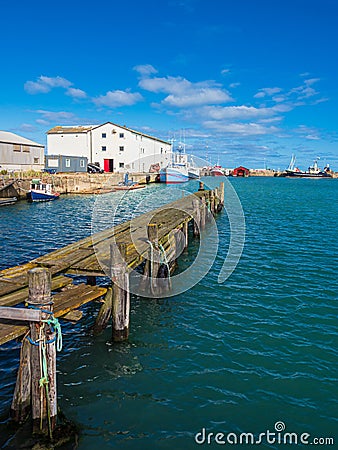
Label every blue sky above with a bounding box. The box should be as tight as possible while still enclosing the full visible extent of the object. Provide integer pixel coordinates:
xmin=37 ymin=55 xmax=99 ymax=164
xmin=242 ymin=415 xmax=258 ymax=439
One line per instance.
xmin=1 ymin=0 xmax=338 ymax=169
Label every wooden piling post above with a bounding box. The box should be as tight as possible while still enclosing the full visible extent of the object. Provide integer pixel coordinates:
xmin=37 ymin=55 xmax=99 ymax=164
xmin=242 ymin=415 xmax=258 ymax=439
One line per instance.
xmin=210 ymin=189 xmax=216 ymax=215
xmin=214 ymin=188 xmax=220 ymax=213
xmin=219 ymin=181 xmax=225 ymax=205
xmin=183 ymin=221 xmax=189 ymax=248
xmin=147 ymin=223 xmax=161 ymax=294
xmin=111 ymin=242 xmax=130 ymax=341
xmin=192 ymin=197 xmax=201 ymax=237
xmin=200 ymin=197 xmax=206 ymax=229
xmin=27 ymin=268 xmax=57 ymax=436
xmin=10 ymin=337 xmax=31 ymax=423
xmin=198 ymin=181 xmax=205 ymax=191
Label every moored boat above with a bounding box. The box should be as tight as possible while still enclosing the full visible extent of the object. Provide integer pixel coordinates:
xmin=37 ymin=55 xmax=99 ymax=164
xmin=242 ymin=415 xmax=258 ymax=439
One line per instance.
xmin=160 ymin=164 xmax=189 ymax=183
xmin=0 ymin=197 xmax=17 ymax=206
xmin=27 ymin=179 xmax=60 ymax=202
xmin=283 ymin=156 xmax=332 ymax=178
xmin=160 ymin=145 xmax=190 ymax=184
xmin=210 ymin=165 xmax=224 ymax=176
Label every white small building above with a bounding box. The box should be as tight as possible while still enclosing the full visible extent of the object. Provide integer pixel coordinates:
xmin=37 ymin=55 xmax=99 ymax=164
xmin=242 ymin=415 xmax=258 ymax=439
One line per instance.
xmin=47 ymin=122 xmax=172 ymax=173
xmin=0 ymin=131 xmax=44 ymax=172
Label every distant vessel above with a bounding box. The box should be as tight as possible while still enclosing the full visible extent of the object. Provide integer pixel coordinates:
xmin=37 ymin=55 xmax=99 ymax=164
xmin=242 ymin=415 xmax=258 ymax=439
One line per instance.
xmin=284 ymin=155 xmax=332 ymax=178
xmin=210 ymin=165 xmax=224 ymax=176
xmin=27 ymin=179 xmax=60 ymax=202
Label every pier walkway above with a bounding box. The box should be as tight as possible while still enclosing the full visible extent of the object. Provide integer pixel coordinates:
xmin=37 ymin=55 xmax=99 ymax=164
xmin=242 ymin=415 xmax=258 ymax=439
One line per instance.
xmin=0 ymin=184 xmax=223 ymax=346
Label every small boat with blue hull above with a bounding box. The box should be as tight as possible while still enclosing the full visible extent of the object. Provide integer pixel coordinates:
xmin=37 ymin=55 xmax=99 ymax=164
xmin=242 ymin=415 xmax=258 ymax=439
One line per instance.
xmin=160 ymin=147 xmax=199 ymax=183
xmin=27 ymin=179 xmax=60 ymax=202
xmin=160 ymin=164 xmax=190 ymax=183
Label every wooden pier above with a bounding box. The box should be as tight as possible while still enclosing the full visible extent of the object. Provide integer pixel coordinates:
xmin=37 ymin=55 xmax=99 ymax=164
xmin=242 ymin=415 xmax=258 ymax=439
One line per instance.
xmin=0 ymin=182 xmax=224 ymax=440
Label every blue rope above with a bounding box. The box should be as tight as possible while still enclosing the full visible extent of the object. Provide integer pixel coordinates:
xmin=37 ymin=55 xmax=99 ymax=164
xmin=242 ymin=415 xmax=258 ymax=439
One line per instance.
xmin=25 ymin=313 xmax=62 ymax=351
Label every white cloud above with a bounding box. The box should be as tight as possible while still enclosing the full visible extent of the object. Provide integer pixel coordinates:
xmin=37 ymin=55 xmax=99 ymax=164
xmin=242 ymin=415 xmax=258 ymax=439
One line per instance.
xmin=254 ymin=87 xmax=282 ymax=98
xmin=93 ymin=90 xmax=143 ymax=107
xmin=13 ymin=123 xmax=38 ymax=133
xmin=203 ymin=121 xmax=279 ymax=135
xmin=200 ymin=105 xmax=273 ymax=120
xmin=304 ymin=78 xmax=320 ymax=86
xmin=25 ymin=76 xmax=72 ymax=94
xmin=221 ymin=69 xmax=231 ymax=75
xmin=133 ymin=64 xmax=158 ymax=76
xmin=139 ymin=75 xmax=233 ymax=107
xmin=35 ymin=110 xmax=79 ymax=123
xmin=163 ymin=88 xmax=232 ymax=107
xmin=229 ymin=82 xmax=240 ymax=88
xmin=66 ymin=87 xmax=87 ymax=99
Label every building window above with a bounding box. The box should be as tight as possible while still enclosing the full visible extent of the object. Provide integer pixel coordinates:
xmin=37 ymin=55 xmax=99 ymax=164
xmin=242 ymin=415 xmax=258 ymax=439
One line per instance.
xmin=65 ymin=158 xmax=71 ymax=168
xmin=34 ymin=157 xmax=39 ymax=164
xmin=161 ymin=148 xmax=163 ymax=154
xmin=13 ymin=144 xmax=21 ymax=152
xmin=119 ymin=162 xmax=124 ymax=168
xmin=80 ymin=159 xmax=85 ymax=167
xmin=119 ymin=133 xmax=124 ymax=138
xmin=102 ymin=146 xmax=107 ymax=151
xmin=140 ymin=148 xmax=145 ymax=154
xmin=102 ymin=133 xmax=106 ymax=138
xmin=119 ymin=146 xmax=124 ymax=152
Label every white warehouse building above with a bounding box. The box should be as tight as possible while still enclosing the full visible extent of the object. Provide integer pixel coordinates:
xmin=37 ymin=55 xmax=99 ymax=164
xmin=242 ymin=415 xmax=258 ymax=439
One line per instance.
xmin=0 ymin=131 xmax=44 ymax=172
xmin=47 ymin=122 xmax=172 ymax=173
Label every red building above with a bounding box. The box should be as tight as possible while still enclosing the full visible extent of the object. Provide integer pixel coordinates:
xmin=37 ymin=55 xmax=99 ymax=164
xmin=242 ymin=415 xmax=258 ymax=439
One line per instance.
xmin=233 ymin=166 xmax=249 ymax=177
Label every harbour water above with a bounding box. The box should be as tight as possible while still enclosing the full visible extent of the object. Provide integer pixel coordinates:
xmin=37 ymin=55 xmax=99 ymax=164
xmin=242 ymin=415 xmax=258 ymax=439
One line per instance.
xmin=0 ymin=177 xmax=337 ymax=449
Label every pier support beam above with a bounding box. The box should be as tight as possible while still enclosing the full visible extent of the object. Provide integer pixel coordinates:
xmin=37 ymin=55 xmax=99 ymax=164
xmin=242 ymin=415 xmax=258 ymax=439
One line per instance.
xmin=183 ymin=221 xmax=189 ymax=249
xmin=111 ymin=242 xmax=130 ymax=342
xmin=219 ymin=182 xmax=225 ymax=205
xmin=10 ymin=337 xmax=31 ymax=423
xmin=93 ymin=287 xmax=113 ymax=335
xmin=192 ymin=198 xmax=201 ymax=237
xmin=200 ymin=197 xmax=206 ymax=230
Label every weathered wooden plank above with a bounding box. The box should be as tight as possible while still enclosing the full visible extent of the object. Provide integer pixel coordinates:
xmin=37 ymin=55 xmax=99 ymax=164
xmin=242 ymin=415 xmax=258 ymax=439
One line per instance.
xmin=53 ymin=284 xmax=107 ymax=317
xmin=0 ymin=307 xmax=41 ymax=322
xmin=0 ymin=275 xmax=73 ymax=307
xmin=0 ymin=284 xmax=107 ymax=345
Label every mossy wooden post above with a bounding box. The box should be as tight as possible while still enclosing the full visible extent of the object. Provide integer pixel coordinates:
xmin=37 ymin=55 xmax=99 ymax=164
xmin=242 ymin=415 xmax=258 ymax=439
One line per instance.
xmin=111 ymin=242 xmax=130 ymax=341
xmin=200 ymin=197 xmax=206 ymax=229
xmin=10 ymin=337 xmax=31 ymax=423
xmin=192 ymin=197 xmax=201 ymax=237
xmin=147 ymin=223 xmax=160 ymax=294
xmin=28 ymin=267 xmax=57 ymax=436
xmin=210 ymin=189 xmax=216 ymax=215
xmin=183 ymin=221 xmax=189 ymax=249
xmin=219 ymin=182 xmax=225 ymax=205
xmin=214 ymin=188 xmax=220 ymax=214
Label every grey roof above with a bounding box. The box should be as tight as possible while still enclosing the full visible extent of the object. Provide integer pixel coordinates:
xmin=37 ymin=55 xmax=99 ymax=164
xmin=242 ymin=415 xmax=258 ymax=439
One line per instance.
xmin=0 ymin=131 xmax=44 ymax=147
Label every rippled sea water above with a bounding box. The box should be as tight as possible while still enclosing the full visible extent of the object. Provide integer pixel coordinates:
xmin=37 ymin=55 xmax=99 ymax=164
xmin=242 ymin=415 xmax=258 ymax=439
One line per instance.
xmin=0 ymin=177 xmax=337 ymax=449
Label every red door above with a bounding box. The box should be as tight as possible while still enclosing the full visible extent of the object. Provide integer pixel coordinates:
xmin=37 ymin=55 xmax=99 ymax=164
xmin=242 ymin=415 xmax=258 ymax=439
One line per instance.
xmin=104 ymin=159 xmax=114 ymax=172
